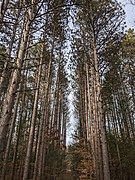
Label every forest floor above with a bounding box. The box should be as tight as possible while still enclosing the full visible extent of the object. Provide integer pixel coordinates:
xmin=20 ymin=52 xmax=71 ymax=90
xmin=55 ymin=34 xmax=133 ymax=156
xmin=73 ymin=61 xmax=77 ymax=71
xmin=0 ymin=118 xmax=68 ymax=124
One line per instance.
xmin=56 ymin=170 xmax=75 ymax=180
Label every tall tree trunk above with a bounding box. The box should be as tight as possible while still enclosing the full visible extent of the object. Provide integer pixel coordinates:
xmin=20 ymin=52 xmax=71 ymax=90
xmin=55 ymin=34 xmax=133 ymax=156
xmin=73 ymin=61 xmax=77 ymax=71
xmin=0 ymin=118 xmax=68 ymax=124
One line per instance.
xmin=23 ymin=54 xmax=43 ymax=180
xmin=10 ymin=92 xmax=27 ymax=180
xmin=0 ymin=4 xmax=20 ymax=95
xmin=0 ymin=4 xmax=33 ymax=153
xmin=1 ymin=84 xmax=21 ymax=180
xmin=33 ymin=52 xmax=52 ymax=180
xmin=92 ymin=34 xmax=110 ymax=180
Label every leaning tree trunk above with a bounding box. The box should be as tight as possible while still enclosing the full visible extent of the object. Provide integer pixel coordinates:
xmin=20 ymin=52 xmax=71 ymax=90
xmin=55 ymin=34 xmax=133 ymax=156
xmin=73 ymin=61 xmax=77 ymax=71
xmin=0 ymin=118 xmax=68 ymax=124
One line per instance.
xmin=1 ymin=84 xmax=21 ymax=180
xmin=0 ymin=4 xmax=21 ymax=96
xmin=0 ymin=1 xmax=34 ymax=153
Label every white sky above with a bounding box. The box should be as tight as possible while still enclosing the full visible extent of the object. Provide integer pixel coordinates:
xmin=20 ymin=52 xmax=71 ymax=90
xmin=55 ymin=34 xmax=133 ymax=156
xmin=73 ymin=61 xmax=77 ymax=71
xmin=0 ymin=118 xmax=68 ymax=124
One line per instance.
xmin=118 ymin=0 xmax=135 ymax=28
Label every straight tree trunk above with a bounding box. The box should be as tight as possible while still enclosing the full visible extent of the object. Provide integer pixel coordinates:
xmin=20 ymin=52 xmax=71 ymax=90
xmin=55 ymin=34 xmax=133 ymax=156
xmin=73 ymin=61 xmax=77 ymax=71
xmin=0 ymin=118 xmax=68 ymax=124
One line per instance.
xmin=23 ymin=54 xmax=43 ymax=180
xmin=33 ymin=52 xmax=52 ymax=180
xmin=10 ymin=92 xmax=27 ymax=180
xmin=92 ymin=34 xmax=110 ymax=180
xmin=87 ymin=2 xmax=110 ymax=178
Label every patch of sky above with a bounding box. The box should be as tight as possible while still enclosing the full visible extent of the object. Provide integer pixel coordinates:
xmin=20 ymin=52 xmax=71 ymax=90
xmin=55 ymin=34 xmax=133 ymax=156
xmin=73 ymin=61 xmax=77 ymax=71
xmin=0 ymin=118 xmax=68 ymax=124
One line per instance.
xmin=117 ymin=0 xmax=135 ymax=28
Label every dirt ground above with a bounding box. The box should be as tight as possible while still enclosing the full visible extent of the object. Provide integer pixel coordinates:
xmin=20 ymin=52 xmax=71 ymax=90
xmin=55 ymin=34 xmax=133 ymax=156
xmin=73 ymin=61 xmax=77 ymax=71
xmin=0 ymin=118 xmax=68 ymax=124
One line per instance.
xmin=56 ymin=171 xmax=75 ymax=180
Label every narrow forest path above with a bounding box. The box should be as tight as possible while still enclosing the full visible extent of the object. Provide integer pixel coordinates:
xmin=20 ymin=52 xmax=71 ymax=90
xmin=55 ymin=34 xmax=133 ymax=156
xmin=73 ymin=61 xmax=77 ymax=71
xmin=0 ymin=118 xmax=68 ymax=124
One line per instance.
xmin=57 ymin=171 xmax=74 ymax=180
